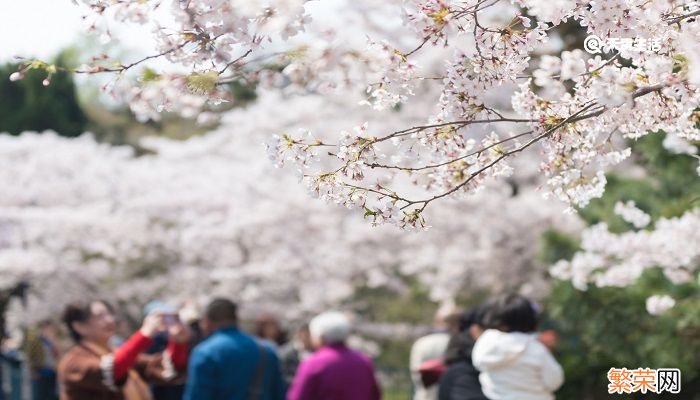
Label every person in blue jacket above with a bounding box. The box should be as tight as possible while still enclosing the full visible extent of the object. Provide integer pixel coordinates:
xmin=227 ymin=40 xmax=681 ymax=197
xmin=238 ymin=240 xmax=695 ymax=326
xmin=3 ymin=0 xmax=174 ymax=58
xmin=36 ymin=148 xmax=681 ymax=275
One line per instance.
xmin=184 ymin=298 xmax=286 ymax=400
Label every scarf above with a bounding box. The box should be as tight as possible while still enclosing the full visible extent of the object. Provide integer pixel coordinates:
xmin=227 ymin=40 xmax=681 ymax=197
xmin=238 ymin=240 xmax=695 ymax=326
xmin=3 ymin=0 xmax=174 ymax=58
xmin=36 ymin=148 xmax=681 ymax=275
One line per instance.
xmin=81 ymin=341 xmax=153 ymax=400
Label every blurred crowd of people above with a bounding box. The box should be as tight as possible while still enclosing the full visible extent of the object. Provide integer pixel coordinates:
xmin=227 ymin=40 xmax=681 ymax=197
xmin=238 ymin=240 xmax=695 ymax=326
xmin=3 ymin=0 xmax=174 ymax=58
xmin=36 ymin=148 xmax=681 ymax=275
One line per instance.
xmin=411 ymin=294 xmax=563 ymax=400
xmin=0 ymin=293 xmax=562 ymax=400
xmin=1 ymin=298 xmax=379 ymax=400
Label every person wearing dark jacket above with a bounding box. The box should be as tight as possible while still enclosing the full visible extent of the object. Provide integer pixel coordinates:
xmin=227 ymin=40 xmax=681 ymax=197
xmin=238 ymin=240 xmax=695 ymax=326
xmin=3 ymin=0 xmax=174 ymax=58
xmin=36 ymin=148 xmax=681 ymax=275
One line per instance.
xmin=183 ymin=298 xmax=286 ymax=400
xmin=438 ymin=306 xmax=488 ymax=400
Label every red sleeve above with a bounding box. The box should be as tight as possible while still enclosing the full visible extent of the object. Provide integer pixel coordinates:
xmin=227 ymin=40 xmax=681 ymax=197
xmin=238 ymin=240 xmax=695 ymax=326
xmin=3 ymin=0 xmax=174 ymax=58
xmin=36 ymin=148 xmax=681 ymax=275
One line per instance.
xmin=166 ymin=340 xmax=189 ymax=371
xmin=113 ymin=331 xmax=153 ymax=381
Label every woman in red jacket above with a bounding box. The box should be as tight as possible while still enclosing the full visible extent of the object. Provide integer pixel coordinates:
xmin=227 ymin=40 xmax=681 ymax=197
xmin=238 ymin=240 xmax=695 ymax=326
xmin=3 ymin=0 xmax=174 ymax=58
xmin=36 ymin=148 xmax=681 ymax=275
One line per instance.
xmin=57 ymin=300 xmax=188 ymax=400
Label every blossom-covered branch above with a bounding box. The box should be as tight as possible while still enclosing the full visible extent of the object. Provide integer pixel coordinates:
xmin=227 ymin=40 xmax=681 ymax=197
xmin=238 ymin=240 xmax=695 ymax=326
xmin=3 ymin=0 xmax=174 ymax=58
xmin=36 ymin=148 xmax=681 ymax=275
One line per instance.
xmin=10 ymin=0 xmax=700 ymax=230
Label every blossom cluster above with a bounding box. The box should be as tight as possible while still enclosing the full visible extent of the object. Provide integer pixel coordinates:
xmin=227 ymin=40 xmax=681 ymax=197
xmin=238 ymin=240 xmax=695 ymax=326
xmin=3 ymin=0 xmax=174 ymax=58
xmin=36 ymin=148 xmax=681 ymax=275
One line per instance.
xmin=265 ymin=0 xmax=700 ymax=224
xmin=614 ymin=201 xmax=652 ymax=229
xmin=550 ymin=208 xmax=700 ymax=313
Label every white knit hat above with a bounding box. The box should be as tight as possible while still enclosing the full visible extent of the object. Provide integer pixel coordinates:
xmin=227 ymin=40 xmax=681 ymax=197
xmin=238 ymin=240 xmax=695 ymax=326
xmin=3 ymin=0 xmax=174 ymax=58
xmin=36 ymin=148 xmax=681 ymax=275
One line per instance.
xmin=309 ymin=311 xmax=350 ymax=344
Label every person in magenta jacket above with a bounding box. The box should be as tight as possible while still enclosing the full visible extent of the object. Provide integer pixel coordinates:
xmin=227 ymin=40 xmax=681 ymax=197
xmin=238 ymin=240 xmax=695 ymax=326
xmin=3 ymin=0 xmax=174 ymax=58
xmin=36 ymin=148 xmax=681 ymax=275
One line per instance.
xmin=287 ymin=311 xmax=381 ymax=400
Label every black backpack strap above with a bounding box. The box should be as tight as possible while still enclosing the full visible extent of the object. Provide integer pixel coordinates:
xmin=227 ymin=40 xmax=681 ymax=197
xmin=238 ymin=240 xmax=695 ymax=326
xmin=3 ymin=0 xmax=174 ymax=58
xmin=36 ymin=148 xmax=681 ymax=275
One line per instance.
xmin=249 ymin=341 xmax=268 ymax=400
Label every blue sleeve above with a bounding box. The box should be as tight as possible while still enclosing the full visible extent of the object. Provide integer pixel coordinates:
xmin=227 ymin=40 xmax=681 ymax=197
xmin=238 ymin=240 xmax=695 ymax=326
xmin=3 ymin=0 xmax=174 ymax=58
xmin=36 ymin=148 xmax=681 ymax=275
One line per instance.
xmin=184 ymin=347 xmax=217 ymax=400
xmin=268 ymin=349 xmax=287 ymax=400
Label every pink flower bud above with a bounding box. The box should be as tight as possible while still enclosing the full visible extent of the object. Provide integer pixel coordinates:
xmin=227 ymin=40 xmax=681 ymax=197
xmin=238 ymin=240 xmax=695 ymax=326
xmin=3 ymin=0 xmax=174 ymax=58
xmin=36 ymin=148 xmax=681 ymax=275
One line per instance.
xmin=42 ymin=78 xmax=50 ymax=86
xmin=9 ymin=72 xmax=23 ymax=82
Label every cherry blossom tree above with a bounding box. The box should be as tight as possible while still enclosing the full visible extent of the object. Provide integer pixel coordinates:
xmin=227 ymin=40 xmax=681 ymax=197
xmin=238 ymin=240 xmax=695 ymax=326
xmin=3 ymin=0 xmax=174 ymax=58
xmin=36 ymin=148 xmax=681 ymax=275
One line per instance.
xmin=5 ymin=0 xmax=700 ymax=325
xmin=11 ymin=0 xmax=699 ymax=229
xmin=0 ymin=89 xmax=578 ymax=333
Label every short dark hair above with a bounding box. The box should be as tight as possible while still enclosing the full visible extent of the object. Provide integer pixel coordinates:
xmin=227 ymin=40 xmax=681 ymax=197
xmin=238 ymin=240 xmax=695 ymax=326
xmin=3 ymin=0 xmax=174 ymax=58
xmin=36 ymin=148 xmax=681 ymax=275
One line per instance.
xmin=38 ymin=319 xmax=54 ymax=329
xmin=444 ymin=304 xmax=490 ymax=365
xmin=484 ymin=293 xmax=537 ymax=333
xmin=458 ymin=304 xmax=489 ymax=332
xmin=255 ymin=315 xmax=288 ymax=345
xmin=62 ymin=300 xmax=113 ymax=342
xmin=204 ymin=298 xmax=238 ymax=326
xmin=444 ymin=311 xmax=463 ymax=333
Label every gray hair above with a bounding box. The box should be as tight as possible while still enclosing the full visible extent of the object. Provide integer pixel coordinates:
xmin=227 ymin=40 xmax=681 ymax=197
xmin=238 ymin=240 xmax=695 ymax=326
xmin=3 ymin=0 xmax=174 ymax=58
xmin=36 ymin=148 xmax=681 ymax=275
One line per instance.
xmin=309 ymin=311 xmax=350 ymax=344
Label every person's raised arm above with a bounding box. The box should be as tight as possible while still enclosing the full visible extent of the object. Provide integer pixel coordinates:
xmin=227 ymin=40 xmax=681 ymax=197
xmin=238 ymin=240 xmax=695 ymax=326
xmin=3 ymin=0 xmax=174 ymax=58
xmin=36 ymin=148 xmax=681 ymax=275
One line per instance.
xmin=165 ymin=321 xmax=190 ymax=371
xmin=112 ymin=313 xmax=163 ymax=381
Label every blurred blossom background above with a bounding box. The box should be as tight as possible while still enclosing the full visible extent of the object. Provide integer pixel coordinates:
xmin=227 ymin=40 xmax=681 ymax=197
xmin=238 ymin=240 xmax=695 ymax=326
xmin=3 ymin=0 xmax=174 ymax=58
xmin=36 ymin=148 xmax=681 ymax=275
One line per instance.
xmin=1 ymin=1 xmax=699 ymax=399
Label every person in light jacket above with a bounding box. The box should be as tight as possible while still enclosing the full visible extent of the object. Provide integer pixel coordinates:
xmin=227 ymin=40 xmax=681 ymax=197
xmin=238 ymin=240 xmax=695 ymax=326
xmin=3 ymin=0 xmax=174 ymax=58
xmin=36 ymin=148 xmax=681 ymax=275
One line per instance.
xmin=471 ymin=294 xmax=563 ymax=400
xmin=410 ymin=305 xmax=461 ymax=400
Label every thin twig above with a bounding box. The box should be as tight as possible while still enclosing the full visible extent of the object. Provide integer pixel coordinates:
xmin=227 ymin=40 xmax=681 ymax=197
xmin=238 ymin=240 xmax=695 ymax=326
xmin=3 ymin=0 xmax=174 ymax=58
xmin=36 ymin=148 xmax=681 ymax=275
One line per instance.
xmin=73 ymin=41 xmax=189 ymax=74
xmin=407 ymin=102 xmax=599 ymax=208
xmin=665 ymin=8 xmax=700 ymax=24
xmin=219 ymin=49 xmax=253 ymax=75
xmin=367 ymin=130 xmax=533 ymax=172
